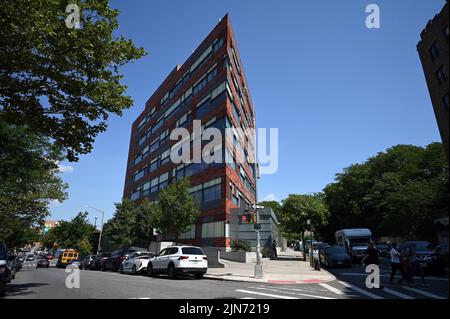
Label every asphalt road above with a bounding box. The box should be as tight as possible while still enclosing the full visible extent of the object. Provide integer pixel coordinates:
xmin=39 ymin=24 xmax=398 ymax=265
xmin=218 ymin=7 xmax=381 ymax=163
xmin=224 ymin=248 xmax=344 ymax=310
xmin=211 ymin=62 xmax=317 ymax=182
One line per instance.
xmin=3 ymin=260 xmax=448 ymax=299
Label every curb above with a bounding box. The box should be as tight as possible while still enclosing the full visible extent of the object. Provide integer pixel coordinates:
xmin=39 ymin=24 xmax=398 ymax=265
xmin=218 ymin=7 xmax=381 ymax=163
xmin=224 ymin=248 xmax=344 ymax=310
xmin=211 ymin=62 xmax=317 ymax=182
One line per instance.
xmin=204 ymin=273 xmax=336 ymax=285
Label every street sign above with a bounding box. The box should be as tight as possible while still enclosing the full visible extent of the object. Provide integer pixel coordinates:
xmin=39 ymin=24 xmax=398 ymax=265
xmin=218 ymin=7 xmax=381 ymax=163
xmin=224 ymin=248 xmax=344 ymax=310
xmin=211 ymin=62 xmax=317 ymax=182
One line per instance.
xmin=252 ymin=204 xmax=265 ymax=210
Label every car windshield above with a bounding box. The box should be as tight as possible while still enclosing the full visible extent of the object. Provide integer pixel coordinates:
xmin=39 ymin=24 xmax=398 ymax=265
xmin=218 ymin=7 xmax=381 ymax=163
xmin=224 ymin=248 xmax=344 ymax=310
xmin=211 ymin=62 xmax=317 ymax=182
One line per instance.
xmin=182 ymin=247 xmax=204 ymax=255
xmin=326 ymin=247 xmax=346 ymax=254
xmin=0 ymin=247 xmax=5 ymax=260
xmin=408 ymin=241 xmax=432 ymax=250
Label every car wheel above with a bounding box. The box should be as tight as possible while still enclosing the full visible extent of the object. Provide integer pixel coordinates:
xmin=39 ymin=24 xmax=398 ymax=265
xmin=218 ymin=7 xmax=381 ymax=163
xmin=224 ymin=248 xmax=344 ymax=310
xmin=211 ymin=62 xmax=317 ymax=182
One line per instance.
xmin=101 ymin=264 xmax=106 ymax=272
xmin=195 ymin=273 xmax=204 ymax=279
xmin=12 ymin=273 xmax=15 ymax=280
xmin=132 ymin=265 xmax=137 ymax=275
xmin=120 ymin=265 xmax=124 ymax=274
xmin=0 ymin=285 xmax=5 ymax=297
xmin=147 ymin=263 xmax=154 ymax=277
xmin=167 ymin=264 xmax=176 ymax=279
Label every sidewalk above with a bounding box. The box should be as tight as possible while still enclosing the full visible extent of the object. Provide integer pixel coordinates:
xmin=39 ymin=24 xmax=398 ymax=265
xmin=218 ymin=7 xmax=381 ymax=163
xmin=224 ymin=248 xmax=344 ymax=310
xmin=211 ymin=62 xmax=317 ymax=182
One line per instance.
xmin=204 ymin=249 xmax=335 ymax=284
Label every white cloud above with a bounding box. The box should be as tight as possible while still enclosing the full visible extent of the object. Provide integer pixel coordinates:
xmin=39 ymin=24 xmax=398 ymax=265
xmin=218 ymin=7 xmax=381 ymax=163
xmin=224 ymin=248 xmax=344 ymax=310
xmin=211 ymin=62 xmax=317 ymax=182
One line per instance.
xmin=58 ymin=164 xmax=74 ymax=173
xmin=49 ymin=199 xmax=63 ymax=208
xmin=262 ymin=193 xmax=277 ymax=202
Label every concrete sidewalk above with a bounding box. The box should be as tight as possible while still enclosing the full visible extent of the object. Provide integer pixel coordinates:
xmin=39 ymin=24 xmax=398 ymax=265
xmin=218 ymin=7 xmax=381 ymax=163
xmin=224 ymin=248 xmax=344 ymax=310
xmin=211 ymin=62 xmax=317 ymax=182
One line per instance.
xmin=204 ymin=249 xmax=335 ymax=284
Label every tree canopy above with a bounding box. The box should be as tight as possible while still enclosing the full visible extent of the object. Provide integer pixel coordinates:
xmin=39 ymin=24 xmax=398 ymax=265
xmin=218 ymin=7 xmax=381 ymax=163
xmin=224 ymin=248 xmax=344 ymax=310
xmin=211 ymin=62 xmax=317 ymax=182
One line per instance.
xmin=323 ymin=143 xmax=448 ymax=241
xmin=103 ymin=199 xmax=137 ymax=249
xmin=0 ymin=0 xmax=146 ymax=161
xmin=42 ymin=212 xmax=96 ymax=254
xmin=158 ymin=178 xmax=200 ymax=243
xmin=0 ymin=121 xmax=67 ymax=246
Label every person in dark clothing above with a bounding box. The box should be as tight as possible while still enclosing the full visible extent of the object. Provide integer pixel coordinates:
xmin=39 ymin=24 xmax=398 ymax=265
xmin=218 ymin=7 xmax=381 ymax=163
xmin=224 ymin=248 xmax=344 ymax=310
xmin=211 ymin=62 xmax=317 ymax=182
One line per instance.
xmin=362 ymin=242 xmax=383 ymax=289
xmin=362 ymin=242 xmax=379 ymax=266
xmin=272 ymin=240 xmax=278 ymax=259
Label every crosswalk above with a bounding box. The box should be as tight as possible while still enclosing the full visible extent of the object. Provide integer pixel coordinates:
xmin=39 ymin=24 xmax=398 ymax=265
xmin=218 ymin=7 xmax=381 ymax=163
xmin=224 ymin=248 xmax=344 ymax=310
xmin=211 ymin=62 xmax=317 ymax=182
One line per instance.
xmin=233 ymin=281 xmax=448 ymax=300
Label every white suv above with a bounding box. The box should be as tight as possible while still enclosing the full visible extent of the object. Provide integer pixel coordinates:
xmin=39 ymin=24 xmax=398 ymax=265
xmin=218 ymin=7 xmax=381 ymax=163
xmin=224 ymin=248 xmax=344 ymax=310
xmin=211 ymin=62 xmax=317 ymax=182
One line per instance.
xmin=147 ymin=246 xmax=208 ymax=279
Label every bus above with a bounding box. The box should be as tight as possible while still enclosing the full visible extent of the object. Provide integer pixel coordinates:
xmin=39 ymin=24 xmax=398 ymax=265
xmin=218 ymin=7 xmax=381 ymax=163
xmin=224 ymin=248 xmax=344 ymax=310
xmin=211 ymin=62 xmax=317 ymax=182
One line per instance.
xmin=56 ymin=249 xmax=80 ymax=268
xmin=335 ymin=229 xmax=372 ymax=261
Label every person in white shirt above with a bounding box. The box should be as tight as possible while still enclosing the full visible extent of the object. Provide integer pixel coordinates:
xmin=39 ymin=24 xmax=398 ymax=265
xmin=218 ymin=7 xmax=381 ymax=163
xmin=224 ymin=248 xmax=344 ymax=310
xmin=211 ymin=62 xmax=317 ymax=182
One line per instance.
xmin=389 ymin=243 xmax=405 ymax=285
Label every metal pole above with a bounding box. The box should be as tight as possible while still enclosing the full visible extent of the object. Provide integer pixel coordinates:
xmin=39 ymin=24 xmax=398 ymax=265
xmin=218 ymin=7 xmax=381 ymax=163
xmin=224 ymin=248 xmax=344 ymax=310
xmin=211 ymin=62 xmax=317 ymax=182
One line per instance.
xmin=254 ymin=163 xmax=263 ymax=279
xmin=94 ymin=217 xmax=98 ymax=229
xmin=86 ymin=206 xmax=104 ymax=255
xmin=98 ymin=211 xmax=104 ymax=254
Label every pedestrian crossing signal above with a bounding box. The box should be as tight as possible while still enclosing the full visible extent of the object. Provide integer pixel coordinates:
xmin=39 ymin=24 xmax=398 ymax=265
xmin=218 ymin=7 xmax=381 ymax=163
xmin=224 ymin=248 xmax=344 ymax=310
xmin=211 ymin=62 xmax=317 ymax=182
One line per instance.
xmin=241 ymin=212 xmax=255 ymax=224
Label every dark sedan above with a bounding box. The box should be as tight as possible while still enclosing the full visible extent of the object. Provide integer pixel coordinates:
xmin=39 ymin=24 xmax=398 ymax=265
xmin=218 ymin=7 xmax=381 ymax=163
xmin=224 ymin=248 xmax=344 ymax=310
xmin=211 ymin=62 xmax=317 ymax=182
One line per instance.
xmin=400 ymin=241 xmax=446 ymax=276
xmin=36 ymin=256 xmax=50 ymax=269
xmin=103 ymin=249 xmax=137 ymax=272
xmin=320 ymin=246 xmax=352 ymax=268
xmin=80 ymin=255 xmax=96 ymax=270
xmin=92 ymin=252 xmax=111 ymax=270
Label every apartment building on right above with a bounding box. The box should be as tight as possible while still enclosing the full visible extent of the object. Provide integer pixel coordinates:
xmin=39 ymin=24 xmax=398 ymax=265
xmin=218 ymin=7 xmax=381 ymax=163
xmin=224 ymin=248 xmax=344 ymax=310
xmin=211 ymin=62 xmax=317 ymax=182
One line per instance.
xmin=417 ymin=0 xmax=449 ymax=161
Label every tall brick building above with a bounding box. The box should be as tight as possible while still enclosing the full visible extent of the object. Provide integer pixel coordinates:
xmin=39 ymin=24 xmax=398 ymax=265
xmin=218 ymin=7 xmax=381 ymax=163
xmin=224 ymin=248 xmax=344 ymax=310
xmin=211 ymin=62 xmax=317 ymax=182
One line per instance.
xmin=123 ymin=14 xmax=257 ymax=249
xmin=417 ymin=0 xmax=449 ymax=161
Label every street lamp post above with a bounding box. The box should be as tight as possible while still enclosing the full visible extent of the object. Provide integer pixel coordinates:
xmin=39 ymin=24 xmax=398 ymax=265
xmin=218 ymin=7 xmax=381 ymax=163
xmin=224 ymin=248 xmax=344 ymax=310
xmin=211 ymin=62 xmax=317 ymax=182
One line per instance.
xmin=253 ymin=163 xmax=263 ymax=279
xmin=86 ymin=206 xmax=104 ymax=254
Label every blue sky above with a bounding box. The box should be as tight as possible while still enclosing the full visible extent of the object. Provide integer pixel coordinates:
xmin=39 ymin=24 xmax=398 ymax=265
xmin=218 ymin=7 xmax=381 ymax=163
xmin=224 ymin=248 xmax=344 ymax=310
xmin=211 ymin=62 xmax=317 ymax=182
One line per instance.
xmin=51 ymin=0 xmax=445 ymax=223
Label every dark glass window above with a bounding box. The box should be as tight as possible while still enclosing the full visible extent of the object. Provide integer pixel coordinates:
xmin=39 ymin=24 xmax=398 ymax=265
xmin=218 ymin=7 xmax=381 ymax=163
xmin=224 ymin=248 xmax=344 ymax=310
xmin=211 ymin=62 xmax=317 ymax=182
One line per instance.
xmin=436 ymin=65 xmax=448 ymax=84
xmin=429 ymin=41 xmax=440 ymax=61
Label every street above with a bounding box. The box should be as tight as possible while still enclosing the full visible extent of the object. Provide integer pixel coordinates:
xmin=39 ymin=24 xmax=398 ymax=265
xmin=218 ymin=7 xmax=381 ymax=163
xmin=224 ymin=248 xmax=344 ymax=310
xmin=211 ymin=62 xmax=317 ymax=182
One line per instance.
xmin=3 ymin=260 xmax=448 ymax=300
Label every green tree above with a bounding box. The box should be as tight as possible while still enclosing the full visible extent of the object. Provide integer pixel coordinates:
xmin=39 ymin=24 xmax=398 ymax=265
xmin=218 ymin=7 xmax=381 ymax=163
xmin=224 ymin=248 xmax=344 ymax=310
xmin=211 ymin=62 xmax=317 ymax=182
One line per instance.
xmin=0 ymin=0 xmax=146 ymax=161
xmin=158 ymin=178 xmax=200 ymax=244
xmin=280 ymin=194 xmax=329 ymax=260
xmin=323 ymin=143 xmax=449 ymax=241
xmin=136 ymin=198 xmax=161 ymax=250
xmin=0 ymin=121 xmax=67 ymax=245
xmin=42 ymin=212 xmax=96 ymax=255
xmin=103 ymin=199 xmax=137 ymax=248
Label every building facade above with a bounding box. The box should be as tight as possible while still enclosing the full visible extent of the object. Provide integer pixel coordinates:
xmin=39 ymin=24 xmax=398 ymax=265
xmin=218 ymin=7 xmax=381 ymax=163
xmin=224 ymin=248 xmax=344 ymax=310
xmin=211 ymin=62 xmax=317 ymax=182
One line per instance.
xmin=123 ymin=14 xmax=257 ymax=249
xmin=417 ymin=0 xmax=449 ymax=161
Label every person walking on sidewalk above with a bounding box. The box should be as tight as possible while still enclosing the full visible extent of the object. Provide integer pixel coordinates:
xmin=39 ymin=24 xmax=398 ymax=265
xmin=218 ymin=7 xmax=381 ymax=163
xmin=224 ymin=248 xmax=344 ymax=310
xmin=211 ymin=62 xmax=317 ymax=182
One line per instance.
xmin=272 ymin=240 xmax=278 ymax=259
xmin=389 ymin=243 xmax=405 ymax=286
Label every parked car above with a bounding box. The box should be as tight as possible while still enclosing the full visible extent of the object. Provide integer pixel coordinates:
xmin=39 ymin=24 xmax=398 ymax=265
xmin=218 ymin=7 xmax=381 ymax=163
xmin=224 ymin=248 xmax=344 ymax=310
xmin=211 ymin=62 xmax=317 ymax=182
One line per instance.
xmin=92 ymin=252 xmax=111 ymax=270
xmin=80 ymin=255 xmax=96 ymax=270
xmin=14 ymin=255 xmax=22 ymax=272
xmin=26 ymin=254 xmax=35 ymax=262
xmin=147 ymin=246 xmax=208 ymax=279
xmin=320 ymin=246 xmax=352 ymax=268
xmin=400 ymin=241 xmax=446 ymax=276
xmin=121 ymin=252 xmax=155 ymax=275
xmin=0 ymin=244 xmax=15 ymax=296
xmin=104 ymin=249 xmax=137 ymax=272
xmin=36 ymin=256 xmax=50 ymax=269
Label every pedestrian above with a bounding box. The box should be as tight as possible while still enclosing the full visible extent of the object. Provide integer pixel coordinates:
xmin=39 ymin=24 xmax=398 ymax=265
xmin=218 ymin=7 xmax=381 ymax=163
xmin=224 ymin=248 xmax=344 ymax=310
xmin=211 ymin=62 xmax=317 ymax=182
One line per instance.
xmin=272 ymin=239 xmax=278 ymax=259
xmin=389 ymin=243 xmax=405 ymax=286
xmin=362 ymin=241 xmax=379 ymax=267
xmin=362 ymin=242 xmax=383 ymax=289
xmin=406 ymin=242 xmax=417 ymax=287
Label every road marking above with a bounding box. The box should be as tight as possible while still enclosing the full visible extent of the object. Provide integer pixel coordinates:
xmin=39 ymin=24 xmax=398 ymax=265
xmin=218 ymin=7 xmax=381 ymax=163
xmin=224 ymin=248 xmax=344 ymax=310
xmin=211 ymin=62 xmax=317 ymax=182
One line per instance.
xmin=235 ymin=289 xmax=299 ymax=299
xmin=338 ymin=281 xmax=384 ymax=299
xmin=340 ymin=272 xmax=448 ymax=281
xmin=382 ymin=287 xmax=415 ymax=299
xmin=319 ymin=283 xmax=344 ymax=295
xmin=401 ymin=287 xmax=446 ymax=299
xmin=240 ymin=297 xmax=256 ymax=299
xmin=252 ymin=287 xmax=336 ymax=299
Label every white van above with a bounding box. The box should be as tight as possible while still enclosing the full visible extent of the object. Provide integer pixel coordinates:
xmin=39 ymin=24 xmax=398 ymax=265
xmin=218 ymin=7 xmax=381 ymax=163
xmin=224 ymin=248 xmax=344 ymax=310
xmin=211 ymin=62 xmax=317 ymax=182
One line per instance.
xmin=335 ymin=229 xmax=372 ymax=261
